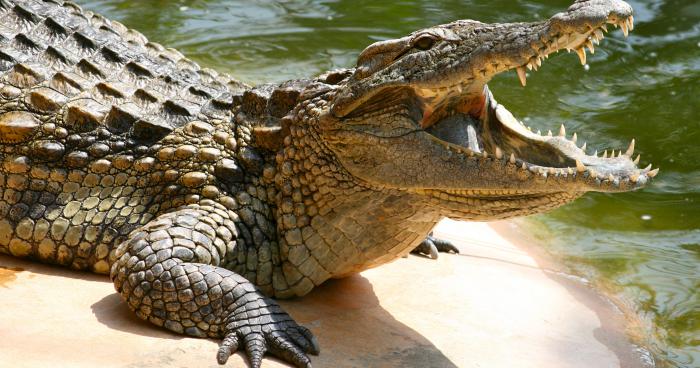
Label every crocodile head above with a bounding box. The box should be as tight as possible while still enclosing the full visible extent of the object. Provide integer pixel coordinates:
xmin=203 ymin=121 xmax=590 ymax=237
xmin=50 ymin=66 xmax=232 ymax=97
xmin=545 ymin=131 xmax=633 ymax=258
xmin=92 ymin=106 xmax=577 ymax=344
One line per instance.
xmin=298 ymin=0 xmax=656 ymax=220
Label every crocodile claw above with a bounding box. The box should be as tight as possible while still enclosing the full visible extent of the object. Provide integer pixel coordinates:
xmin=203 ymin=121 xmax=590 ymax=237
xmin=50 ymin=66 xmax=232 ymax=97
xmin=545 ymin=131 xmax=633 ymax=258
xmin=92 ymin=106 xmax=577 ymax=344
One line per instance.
xmin=217 ymin=298 xmax=318 ymax=367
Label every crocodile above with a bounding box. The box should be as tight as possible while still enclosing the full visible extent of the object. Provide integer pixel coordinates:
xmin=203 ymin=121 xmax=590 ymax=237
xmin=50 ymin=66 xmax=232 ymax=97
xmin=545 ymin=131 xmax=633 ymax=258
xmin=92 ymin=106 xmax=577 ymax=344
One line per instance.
xmin=0 ymin=0 xmax=655 ymax=366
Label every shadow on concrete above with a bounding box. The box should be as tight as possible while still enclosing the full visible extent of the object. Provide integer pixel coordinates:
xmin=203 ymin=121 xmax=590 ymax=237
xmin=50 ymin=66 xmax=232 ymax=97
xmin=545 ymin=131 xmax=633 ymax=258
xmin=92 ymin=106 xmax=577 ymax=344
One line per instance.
xmin=0 ymin=254 xmax=457 ymax=367
xmin=281 ymin=274 xmax=459 ymax=368
xmin=91 ymin=293 xmax=187 ymax=340
xmin=0 ymin=254 xmax=107 ymax=283
xmin=0 ymin=255 xmax=179 ymax=340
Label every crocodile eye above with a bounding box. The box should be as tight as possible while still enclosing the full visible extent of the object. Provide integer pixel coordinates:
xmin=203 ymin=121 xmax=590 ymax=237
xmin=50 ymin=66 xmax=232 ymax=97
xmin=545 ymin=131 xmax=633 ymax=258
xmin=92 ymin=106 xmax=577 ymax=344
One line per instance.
xmin=413 ymin=35 xmax=436 ymax=51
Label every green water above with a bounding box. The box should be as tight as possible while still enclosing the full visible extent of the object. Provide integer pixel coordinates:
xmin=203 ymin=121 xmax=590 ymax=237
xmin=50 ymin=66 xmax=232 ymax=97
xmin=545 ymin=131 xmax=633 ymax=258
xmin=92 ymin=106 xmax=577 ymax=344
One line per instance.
xmin=80 ymin=0 xmax=699 ymax=366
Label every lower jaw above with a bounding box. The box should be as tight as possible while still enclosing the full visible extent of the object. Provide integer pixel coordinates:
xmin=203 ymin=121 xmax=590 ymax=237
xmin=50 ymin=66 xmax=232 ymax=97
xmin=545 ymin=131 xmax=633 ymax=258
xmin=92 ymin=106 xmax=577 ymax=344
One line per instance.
xmin=428 ymin=190 xmax=584 ymax=221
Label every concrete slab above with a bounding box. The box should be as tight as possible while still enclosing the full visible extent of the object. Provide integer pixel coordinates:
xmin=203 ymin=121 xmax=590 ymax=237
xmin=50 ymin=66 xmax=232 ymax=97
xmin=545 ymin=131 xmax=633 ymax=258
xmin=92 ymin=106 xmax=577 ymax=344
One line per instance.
xmin=0 ymin=220 xmax=644 ymax=368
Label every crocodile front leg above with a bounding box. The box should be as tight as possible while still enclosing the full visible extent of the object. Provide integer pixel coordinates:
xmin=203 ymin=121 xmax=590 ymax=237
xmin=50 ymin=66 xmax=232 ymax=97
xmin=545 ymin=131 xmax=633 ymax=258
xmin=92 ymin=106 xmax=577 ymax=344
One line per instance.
xmin=411 ymin=232 xmax=460 ymax=259
xmin=110 ymin=203 xmax=318 ymax=368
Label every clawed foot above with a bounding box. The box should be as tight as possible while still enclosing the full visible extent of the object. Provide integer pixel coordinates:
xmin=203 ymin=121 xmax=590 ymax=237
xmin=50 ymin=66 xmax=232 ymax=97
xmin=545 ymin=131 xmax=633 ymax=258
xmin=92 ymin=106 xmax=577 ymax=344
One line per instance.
xmin=217 ymin=296 xmax=319 ymax=368
xmin=411 ymin=233 xmax=460 ymax=259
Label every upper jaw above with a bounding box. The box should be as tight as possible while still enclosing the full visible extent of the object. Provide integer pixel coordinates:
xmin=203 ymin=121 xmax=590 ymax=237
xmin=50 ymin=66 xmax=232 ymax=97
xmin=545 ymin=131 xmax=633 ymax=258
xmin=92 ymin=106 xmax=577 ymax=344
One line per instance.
xmin=511 ymin=4 xmax=635 ymax=86
xmin=414 ymin=3 xmax=636 ymax=93
xmin=331 ymin=1 xmax=636 ymax=120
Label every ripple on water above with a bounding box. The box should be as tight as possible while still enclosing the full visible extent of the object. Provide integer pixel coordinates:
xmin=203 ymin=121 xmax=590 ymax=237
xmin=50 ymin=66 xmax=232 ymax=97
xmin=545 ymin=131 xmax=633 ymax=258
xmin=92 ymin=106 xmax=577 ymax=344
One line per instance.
xmin=527 ymin=218 xmax=700 ymax=367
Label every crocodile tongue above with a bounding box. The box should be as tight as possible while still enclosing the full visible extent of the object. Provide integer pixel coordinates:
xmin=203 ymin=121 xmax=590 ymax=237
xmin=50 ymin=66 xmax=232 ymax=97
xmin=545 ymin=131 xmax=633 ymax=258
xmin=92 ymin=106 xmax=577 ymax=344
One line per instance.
xmin=425 ymin=113 xmax=482 ymax=153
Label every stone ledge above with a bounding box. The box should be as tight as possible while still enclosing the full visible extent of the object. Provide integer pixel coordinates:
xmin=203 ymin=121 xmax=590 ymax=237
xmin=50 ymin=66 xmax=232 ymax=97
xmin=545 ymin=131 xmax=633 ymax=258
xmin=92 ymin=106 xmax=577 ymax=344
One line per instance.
xmin=0 ymin=220 xmax=643 ymax=367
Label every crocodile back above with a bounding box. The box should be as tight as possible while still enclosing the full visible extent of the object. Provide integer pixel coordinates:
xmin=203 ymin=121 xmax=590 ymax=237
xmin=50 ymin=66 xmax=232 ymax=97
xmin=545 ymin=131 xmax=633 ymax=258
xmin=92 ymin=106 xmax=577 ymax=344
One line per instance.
xmin=0 ymin=0 xmax=251 ymax=271
xmin=0 ymin=0 xmax=247 ymax=146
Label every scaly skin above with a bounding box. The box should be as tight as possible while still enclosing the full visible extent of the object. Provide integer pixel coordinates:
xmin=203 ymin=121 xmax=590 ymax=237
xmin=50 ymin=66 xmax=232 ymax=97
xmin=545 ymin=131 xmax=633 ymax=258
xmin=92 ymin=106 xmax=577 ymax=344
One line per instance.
xmin=0 ymin=0 xmax=653 ymax=367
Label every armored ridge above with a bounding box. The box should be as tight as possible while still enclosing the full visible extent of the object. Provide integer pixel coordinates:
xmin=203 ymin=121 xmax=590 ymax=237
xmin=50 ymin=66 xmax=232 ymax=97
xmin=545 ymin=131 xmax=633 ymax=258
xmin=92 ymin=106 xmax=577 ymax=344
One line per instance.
xmin=0 ymin=1 xmax=652 ymax=367
xmin=0 ymin=0 xmax=243 ymax=272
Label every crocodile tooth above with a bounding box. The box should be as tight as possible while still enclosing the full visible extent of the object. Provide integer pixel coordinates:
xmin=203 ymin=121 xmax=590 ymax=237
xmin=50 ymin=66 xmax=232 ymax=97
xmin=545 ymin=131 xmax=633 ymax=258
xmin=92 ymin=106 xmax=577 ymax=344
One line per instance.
xmin=521 ymin=163 xmax=527 ymax=170
xmin=630 ymin=172 xmax=640 ymax=183
xmin=608 ymin=174 xmax=615 ymax=182
xmin=594 ymin=29 xmax=604 ymax=41
xmin=516 ymin=66 xmax=527 ymax=87
xmin=648 ymin=168 xmax=659 ymax=178
xmin=620 ymin=21 xmax=629 ymax=37
xmin=594 ymin=150 xmax=598 ymax=157
xmin=571 ymin=132 xmax=577 ymax=143
xmin=535 ymin=57 xmax=542 ymax=67
xmin=601 ymin=24 xmax=608 ymax=33
xmin=629 ymin=16 xmax=635 ymax=31
xmin=588 ymin=168 xmax=597 ymax=178
xmin=603 ymin=150 xmax=608 ymax=158
xmin=576 ymin=47 xmax=587 ymax=65
xmin=633 ymin=154 xmax=641 ymax=164
xmin=643 ymin=164 xmax=652 ymax=171
xmin=581 ymin=142 xmax=587 ymax=151
xmin=532 ymin=57 xmax=540 ymax=70
xmin=495 ymin=146 xmax=503 ymax=159
xmin=509 ymin=153 xmax=516 ymax=164
xmin=536 ymin=130 xmax=541 ymax=136
xmin=547 ymin=130 xmax=553 ymax=137
xmin=559 ymin=124 xmax=566 ymax=137
xmin=482 ymin=150 xmax=488 ymax=158
xmin=626 ymin=139 xmax=635 ymax=156
xmin=575 ymin=159 xmax=585 ymax=173
xmin=526 ymin=63 xmax=533 ymax=71
xmin=585 ymin=40 xmax=595 ymax=54
xmin=567 ymin=167 xmax=574 ymax=175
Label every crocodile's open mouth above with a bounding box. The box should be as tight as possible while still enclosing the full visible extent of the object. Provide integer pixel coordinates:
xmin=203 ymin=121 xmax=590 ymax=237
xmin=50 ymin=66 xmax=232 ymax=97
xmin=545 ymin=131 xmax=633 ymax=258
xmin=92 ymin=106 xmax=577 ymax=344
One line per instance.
xmin=419 ymin=86 xmax=653 ymax=190
xmin=414 ymin=15 xmax=657 ymax=192
xmin=328 ymin=5 xmax=656 ymax=197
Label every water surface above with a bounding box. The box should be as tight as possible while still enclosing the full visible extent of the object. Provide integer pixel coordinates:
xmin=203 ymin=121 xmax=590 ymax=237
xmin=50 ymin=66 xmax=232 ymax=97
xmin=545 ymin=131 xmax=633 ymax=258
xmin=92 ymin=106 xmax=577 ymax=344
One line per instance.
xmin=80 ymin=1 xmax=699 ymax=366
